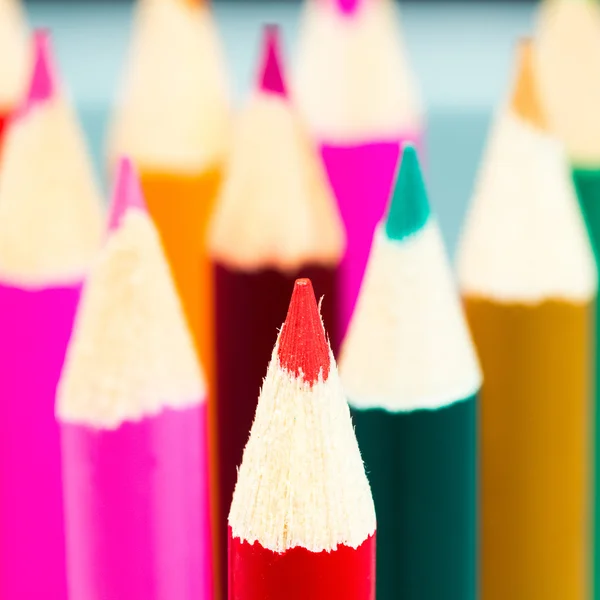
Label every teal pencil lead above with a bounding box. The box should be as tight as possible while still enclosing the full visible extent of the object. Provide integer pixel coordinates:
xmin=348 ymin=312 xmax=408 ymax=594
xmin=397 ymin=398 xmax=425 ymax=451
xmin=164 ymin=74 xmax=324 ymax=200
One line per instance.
xmin=385 ymin=144 xmax=430 ymax=242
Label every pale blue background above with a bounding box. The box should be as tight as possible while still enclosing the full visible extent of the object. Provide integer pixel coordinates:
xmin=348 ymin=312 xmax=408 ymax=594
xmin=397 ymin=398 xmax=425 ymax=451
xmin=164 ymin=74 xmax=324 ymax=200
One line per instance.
xmin=25 ymin=0 xmax=536 ymax=255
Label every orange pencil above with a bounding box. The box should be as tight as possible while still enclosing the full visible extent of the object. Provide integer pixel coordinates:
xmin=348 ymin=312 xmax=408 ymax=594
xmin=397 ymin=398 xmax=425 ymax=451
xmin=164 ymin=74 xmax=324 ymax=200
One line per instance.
xmin=108 ymin=1 xmax=230 ymax=591
xmin=108 ymin=0 xmax=230 ymax=394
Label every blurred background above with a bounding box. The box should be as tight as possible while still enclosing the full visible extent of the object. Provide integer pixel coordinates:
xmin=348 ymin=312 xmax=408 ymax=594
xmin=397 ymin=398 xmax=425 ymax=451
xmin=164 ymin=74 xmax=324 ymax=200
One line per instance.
xmin=24 ymin=0 xmax=535 ymax=256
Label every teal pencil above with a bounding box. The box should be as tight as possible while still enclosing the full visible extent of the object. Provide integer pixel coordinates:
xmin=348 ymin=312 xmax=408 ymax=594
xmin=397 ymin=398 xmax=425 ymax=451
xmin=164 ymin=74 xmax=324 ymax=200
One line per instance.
xmin=340 ymin=145 xmax=481 ymax=600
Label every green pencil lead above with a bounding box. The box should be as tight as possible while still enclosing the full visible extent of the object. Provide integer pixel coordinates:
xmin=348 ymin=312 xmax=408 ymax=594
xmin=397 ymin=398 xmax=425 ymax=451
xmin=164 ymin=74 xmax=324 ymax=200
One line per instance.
xmin=384 ymin=144 xmax=431 ymax=242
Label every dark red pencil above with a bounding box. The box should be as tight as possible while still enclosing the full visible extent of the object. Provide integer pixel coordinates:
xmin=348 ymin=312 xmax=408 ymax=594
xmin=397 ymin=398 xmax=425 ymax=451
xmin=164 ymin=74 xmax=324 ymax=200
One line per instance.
xmin=209 ymin=26 xmax=344 ymax=596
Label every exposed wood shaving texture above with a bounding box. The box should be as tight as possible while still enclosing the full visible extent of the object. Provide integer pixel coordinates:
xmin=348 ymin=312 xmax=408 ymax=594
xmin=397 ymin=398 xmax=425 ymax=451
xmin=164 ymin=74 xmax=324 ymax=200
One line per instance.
xmin=209 ymin=94 xmax=344 ymax=271
xmin=229 ymin=342 xmax=375 ymax=552
xmin=341 ymin=223 xmax=481 ymax=411
xmin=536 ymin=0 xmax=600 ymax=165
xmin=0 ymin=97 xmax=103 ymax=286
xmin=0 ymin=0 xmax=29 ymax=110
xmin=57 ymin=209 xmax=205 ymax=428
xmin=457 ymin=111 xmax=597 ymax=302
xmin=108 ymin=0 xmax=230 ymax=172
xmin=294 ymin=0 xmax=422 ymax=141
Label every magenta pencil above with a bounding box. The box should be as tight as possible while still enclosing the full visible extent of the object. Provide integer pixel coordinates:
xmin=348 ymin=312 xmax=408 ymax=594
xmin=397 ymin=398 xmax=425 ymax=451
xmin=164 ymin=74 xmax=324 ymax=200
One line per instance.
xmin=0 ymin=31 xmax=103 ymax=599
xmin=295 ymin=0 xmax=424 ymax=338
xmin=57 ymin=157 xmax=213 ymax=600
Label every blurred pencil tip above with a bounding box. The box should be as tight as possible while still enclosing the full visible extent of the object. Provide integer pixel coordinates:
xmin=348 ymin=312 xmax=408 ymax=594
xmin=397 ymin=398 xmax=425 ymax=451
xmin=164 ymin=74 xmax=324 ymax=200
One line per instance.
xmin=511 ymin=37 xmax=548 ymax=131
xmin=107 ymin=156 xmax=147 ymax=233
xmin=258 ymin=25 xmax=287 ymax=97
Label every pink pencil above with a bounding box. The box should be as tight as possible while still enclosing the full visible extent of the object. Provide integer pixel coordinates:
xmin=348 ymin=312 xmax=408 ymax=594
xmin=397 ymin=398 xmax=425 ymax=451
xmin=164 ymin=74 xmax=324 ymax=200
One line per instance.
xmin=294 ymin=0 xmax=424 ymax=340
xmin=57 ymin=157 xmax=213 ymax=600
xmin=0 ymin=30 xmax=103 ymax=599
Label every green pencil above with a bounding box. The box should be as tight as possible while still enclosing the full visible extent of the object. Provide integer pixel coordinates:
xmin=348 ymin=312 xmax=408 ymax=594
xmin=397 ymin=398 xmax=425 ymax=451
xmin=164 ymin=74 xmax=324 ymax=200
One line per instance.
xmin=536 ymin=2 xmax=600 ymax=597
xmin=339 ymin=145 xmax=481 ymax=600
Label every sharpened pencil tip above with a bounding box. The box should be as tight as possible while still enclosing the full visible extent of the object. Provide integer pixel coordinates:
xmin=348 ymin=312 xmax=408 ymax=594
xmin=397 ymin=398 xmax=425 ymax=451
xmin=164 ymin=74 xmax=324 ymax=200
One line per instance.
xmin=277 ymin=278 xmax=331 ymax=385
xmin=17 ymin=29 xmax=57 ymax=117
xmin=385 ymin=144 xmax=431 ymax=242
xmin=333 ymin=0 xmax=363 ymax=16
xmin=258 ymin=25 xmax=287 ymax=97
xmin=511 ymin=38 xmax=548 ymax=131
xmin=107 ymin=157 xmax=147 ymax=232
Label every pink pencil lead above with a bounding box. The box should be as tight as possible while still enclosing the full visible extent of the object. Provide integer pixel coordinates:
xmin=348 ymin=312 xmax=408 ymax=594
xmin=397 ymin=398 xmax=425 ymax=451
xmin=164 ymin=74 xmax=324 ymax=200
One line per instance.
xmin=258 ymin=25 xmax=287 ymax=97
xmin=27 ymin=30 xmax=56 ymax=107
xmin=333 ymin=0 xmax=363 ymax=17
xmin=107 ymin=157 xmax=147 ymax=233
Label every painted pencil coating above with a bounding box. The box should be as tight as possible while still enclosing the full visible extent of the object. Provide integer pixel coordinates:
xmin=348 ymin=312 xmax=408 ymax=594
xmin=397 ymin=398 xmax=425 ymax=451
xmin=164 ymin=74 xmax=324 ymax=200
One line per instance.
xmin=140 ymin=166 xmax=221 ymax=386
xmin=465 ymin=298 xmax=592 ymax=600
xmin=321 ymin=136 xmax=421 ymax=339
xmin=62 ymin=404 xmax=211 ymax=600
xmin=229 ymin=529 xmax=376 ymax=600
xmin=0 ymin=281 xmax=80 ymax=599
xmin=350 ymin=397 xmax=476 ymax=599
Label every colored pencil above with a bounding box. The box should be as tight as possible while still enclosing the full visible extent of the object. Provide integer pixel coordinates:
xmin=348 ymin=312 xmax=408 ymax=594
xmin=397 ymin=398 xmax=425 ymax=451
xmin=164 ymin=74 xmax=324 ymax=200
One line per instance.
xmin=0 ymin=0 xmax=28 ymax=147
xmin=536 ymin=4 xmax=600 ymax=596
xmin=0 ymin=30 xmax=103 ymax=600
xmin=294 ymin=0 xmax=424 ymax=341
xmin=340 ymin=144 xmax=481 ymax=600
xmin=209 ymin=26 xmax=344 ymax=597
xmin=457 ymin=39 xmax=597 ymax=600
xmin=57 ymin=156 xmax=212 ymax=600
xmin=108 ymin=1 xmax=230 ymax=592
xmin=228 ymin=277 xmax=376 ymax=600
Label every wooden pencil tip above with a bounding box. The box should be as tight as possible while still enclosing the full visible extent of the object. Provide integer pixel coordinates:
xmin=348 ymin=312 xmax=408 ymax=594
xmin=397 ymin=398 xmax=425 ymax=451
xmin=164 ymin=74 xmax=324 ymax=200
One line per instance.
xmin=385 ymin=144 xmax=431 ymax=242
xmin=107 ymin=156 xmax=147 ymax=232
xmin=16 ymin=29 xmax=57 ymax=118
xmin=258 ymin=25 xmax=287 ymax=97
xmin=511 ymin=38 xmax=548 ymax=131
xmin=277 ymin=278 xmax=331 ymax=385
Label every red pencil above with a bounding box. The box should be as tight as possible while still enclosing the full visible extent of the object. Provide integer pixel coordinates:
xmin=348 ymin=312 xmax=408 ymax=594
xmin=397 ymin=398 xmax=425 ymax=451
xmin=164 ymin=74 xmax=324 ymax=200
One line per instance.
xmin=228 ymin=278 xmax=376 ymax=600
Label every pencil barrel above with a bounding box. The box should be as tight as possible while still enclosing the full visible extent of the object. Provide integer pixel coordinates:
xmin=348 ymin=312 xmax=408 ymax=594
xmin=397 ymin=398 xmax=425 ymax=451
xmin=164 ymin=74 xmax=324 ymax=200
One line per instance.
xmin=228 ymin=528 xmax=376 ymax=600
xmin=214 ymin=263 xmax=337 ymax=595
xmin=351 ymin=396 xmax=477 ymax=600
xmin=61 ymin=404 xmax=212 ymax=600
xmin=320 ymin=137 xmax=419 ymax=341
xmin=139 ymin=166 xmax=222 ymax=393
xmin=465 ymin=297 xmax=592 ymax=600
xmin=572 ymin=167 xmax=600 ymax=600
xmin=0 ymin=281 xmax=79 ymax=599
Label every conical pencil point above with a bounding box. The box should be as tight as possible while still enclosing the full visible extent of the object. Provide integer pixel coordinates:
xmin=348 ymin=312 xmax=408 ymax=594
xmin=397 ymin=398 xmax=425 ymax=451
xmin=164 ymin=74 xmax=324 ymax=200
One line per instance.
xmin=107 ymin=157 xmax=147 ymax=232
xmin=258 ymin=25 xmax=287 ymax=97
xmin=511 ymin=38 xmax=547 ymax=130
xmin=277 ymin=278 xmax=331 ymax=384
xmin=334 ymin=0 xmax=363 ymax=16
xmin=385 ymin=144 xmax=431 ymax=241
xmin=24 ymin=30 xmax=56 ymax=111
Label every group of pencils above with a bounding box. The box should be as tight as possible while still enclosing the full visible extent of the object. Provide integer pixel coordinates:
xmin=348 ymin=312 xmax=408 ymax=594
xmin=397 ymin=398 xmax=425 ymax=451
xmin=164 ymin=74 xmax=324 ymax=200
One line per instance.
xmin=0 ymin=0 xmax=598 ymax=599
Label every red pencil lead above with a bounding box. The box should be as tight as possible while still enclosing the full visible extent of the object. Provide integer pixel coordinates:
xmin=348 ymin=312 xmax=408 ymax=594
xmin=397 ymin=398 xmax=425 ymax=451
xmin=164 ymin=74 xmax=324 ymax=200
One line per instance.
xmin=277 ymin=278 xmax=331 ymax=384
xmin=258 ymin=25 xmax=287 ymax=97
xmin=107 ymin=156 xmax=147 ymax=232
